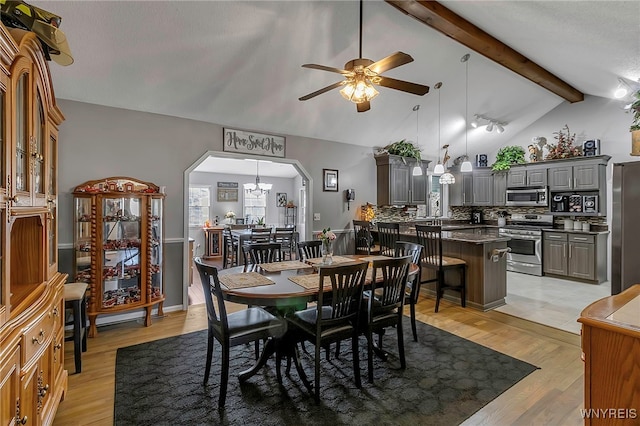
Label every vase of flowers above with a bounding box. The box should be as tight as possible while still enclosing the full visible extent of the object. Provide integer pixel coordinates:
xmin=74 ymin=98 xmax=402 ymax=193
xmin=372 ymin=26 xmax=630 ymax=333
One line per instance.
xmin=318 ymin=227 xmax=336 ymax=264
xmin=224 ymin=210 xmax=235 ymax=224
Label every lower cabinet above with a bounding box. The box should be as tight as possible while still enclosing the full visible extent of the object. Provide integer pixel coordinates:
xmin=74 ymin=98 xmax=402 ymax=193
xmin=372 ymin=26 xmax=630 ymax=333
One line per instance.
xmin=543 ymin=231 xmax=607 ymax=283
xmin=0 ymin=279 xmax=66 ymax=426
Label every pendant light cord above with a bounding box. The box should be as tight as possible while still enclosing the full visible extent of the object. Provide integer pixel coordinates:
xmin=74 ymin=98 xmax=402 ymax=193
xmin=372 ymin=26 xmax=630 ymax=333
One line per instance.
xmin=359 ymin=0 xmax=363 ymax=59
xmin=465 ymin=55 xmax=469 ymax=158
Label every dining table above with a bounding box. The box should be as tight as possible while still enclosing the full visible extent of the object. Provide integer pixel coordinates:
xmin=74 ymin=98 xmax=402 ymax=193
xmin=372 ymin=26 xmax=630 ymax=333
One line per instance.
xmin=216 ymin=254 xmax=419 ymax=387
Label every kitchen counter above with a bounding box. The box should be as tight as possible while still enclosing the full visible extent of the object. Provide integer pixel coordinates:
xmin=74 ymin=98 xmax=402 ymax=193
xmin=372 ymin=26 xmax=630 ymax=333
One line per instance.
xmin=391 ymin=226 xmax=509 ymax=311
xmin=542 ymin=228 xmax=609 ymax=235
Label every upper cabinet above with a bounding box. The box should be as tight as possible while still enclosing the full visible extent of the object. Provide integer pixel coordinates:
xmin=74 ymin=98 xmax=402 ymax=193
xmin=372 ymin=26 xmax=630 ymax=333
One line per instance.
xmin=507 ymin=164 xmax=547 ymax=188
xmin=375 ymin=154 xmax=430 ymax=205
xmin=449 ymin=168 xmax=493 ymax=206
xmin=548 ymin=159 xmax=607 ymax=191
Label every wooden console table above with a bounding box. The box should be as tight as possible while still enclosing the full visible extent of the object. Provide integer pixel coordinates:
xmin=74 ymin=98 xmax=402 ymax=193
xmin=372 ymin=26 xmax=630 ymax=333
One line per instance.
xmin=578 ymin=284 xmax=640 ymax=425
xmin=203 ymin=227 xmax=225 ymax=259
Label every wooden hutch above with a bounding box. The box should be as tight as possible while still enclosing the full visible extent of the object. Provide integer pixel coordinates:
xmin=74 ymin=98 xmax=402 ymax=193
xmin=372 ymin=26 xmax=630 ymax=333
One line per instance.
xmin=0 ymin=26 xmax=68 ymax=425
xmin=72 ymin=177 xmax=165 ymax=337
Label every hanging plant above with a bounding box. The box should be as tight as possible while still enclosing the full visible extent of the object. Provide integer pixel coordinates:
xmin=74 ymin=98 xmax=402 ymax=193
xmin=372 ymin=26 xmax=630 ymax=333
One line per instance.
xmin=545 ymin=124 xmax=581 ymax=160
xmin=382 ymin=139 xmax=422 ymax=160
xmin=491 ymin=146 xmax=526 ymax=171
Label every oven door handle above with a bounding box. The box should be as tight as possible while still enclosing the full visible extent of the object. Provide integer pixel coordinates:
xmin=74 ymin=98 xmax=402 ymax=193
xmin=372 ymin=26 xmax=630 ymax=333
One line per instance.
xmin=504 ymin=234 xmax=540 ymax=240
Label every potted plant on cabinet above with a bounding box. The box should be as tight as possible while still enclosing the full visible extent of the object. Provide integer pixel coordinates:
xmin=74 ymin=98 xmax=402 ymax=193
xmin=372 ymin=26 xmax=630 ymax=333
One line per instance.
xmin=629 ymin=89 xmax=640 ymax=156
xmin=381 ymin=139 xmax=422 ymax=161
xmin=491 ymin=145 xmax=526 ymax=171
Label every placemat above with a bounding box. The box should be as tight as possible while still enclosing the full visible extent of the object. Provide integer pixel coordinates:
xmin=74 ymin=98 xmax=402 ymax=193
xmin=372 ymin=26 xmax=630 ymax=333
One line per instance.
xmin=359 ymin=255 xmax=390 ymax=262
xmin=218 ymin=272 xmax=275 ymax=290
xmin=305 ymin=255 xmax=356 ymax=266
xmin=288 ymin=274 xmax=331 ymax=290
xmin=259 ymin=260 xmax=312 ymax=272
xmin=289 ymin=270 xmax=374 ymax=289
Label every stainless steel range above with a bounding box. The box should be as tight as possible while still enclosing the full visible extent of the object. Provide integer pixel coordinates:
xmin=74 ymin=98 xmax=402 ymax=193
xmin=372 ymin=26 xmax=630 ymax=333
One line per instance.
xmin=498 ymin=213 xmax=553 ymax=276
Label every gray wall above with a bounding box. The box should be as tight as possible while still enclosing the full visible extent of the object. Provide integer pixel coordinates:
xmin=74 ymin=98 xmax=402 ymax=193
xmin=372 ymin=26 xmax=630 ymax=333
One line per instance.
xmin=57 ymin=100 xmax=376 ymax=309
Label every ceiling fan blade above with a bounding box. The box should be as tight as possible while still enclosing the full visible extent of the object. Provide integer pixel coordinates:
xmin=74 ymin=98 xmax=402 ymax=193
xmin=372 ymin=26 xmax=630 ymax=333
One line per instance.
xmin=302 ymin=64 xmax=352 ymax=75
xmin=299 ymin=81 xmax=345 ymax=101
xmin=357 ymin=101 xmax=370 ymax=113
xmin=376 ymin=76 xmax=430 ymax=96
xmin=367 ymin=52 xmax=414 ymax=75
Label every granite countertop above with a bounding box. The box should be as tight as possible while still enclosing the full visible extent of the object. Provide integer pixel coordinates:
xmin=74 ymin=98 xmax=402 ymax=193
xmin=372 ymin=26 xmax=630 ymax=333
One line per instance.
xmin=399 ymin=227 xmax=510 ymax=244
xmin=542 ymin=228 xmax=609 ymax=235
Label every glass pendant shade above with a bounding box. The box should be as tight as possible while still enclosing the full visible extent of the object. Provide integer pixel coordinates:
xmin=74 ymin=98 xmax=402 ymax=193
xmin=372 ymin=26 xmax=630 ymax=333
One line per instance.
xmin=433 ymin=163 xmax=445 ymax=175
xmin=412 ymin=165 xmax=422 ymax=176
xmin=439 ymin=172 xmax=455 ymax=185
xmin=461 ymin=159 xmax=473 ymax=172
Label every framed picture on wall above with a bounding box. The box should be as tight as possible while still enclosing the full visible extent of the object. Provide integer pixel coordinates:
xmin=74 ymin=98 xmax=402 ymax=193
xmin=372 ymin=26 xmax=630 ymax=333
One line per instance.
xmin=276 ymin=192 xmax=287 ymax=207
xmin=323 ymin=169 xmax=338 ymax=192
xmin=217 ymin=188 xmax=238 ymax=202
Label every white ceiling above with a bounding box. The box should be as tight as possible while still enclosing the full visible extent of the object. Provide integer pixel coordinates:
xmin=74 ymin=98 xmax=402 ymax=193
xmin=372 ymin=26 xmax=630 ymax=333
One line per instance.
xmin=32 ymin=1 xmax=640 ymax=174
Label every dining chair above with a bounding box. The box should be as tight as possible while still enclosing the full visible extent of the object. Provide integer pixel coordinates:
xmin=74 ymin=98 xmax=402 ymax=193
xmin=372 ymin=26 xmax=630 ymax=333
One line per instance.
xmin=194 ymin=257 xmax=285 ymax=408
xmin=242 ymin=242 xmax=281 ymax=266
xmin=364 ymin=255 xmax=412 ymax=383
xmin=249 ymin=227 xmax=272 ymax=243
xmin=414 ymin=224 xmax=467 ymax=313
xmin=296 ymin=240 xmax=322 ymax=261
xmin=376 ymin=222 xmax=400 ymax=256
xmin=273 ymin=227 xmax=296 ymax=260
xmin=222 ymin=228 xmax=239 ymax=269
xmin=286 ymin=261 xmax=369 ymax=402
xmin=394 ymin=241 xmax=423 ymax=342
xmin=353 ymin=220 xmax=380 ymax=255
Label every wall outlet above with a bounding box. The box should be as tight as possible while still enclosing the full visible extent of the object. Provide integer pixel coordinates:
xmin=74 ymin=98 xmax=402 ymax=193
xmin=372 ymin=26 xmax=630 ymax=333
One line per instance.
xmin=313 ymin=213 xmax=321 ymax=221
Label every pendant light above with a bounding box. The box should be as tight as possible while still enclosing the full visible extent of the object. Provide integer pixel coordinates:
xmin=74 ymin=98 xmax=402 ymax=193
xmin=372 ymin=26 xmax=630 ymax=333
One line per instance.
xmin=412 ymin=104 xmax=423 ymax=176
xmin=243 ymin=160 xmax=272 ymax=196
xmin=460 ymin=53 xmax=473 ymax=173
xmin=433 ymin=82 xmax=445 ymax=175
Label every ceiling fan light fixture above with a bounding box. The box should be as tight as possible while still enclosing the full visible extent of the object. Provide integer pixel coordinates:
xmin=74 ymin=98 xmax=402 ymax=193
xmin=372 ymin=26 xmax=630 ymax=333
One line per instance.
xmin=339 ymin=77 xmax=379 ymax=104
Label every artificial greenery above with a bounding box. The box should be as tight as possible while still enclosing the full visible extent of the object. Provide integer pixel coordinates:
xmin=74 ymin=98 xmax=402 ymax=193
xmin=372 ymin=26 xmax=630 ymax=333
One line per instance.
xmin=491 ymin=145 xmax=526 ymax=171
xmin=383 ymin=139 xmax=422 ymax=160
xmin=630 ymin=90 xmax=640 ymax=132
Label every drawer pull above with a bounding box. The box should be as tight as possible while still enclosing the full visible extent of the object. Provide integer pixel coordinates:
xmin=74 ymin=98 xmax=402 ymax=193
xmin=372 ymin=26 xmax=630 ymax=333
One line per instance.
xmin=31 ymin=329 xmax=45 ymax=345
xmin=18 ymin=416 xmax=27 ymax=425
xmin=54 ymin=343 xmax=62 ymax=350
xmin=574 ymin=237 xmax=588 ymax=241
xmin=52 ymin=306 xmax=59 ymax=317
xmin=39 ymin=384 xmax=49 ymax=397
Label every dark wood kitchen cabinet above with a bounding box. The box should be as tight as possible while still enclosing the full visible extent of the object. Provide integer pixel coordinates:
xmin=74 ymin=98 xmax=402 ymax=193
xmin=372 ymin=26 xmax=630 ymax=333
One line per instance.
xmin=450 ymin=168 xmax=493 ymax=206
xmin=493 ymin=172 xmax=507 ymax=206
xmin=507 ymin=164 xmax=547 ymax=187
xmin=542 ymin=231 xmax=608 ymax=283
xmin=548 ymin=158 xmax=607 ymax=191
xmin=375 ymin=154 xmax=430 ymax=205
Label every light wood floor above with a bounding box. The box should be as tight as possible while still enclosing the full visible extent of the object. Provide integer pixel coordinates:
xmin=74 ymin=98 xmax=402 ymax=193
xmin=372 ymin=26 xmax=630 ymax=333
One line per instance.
xmin=53 ymin=293 xmax=584 ymax=425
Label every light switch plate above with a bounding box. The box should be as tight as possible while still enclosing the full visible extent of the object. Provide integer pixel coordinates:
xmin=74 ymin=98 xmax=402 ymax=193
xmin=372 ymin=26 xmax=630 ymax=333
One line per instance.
xmin=313 ymin=213 xmax=320 ymax=221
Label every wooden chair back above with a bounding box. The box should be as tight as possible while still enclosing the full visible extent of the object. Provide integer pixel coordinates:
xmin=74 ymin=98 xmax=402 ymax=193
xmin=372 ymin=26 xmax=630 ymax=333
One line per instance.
xmin=297 ymin=240 xmax=322 ymax=261
xmin=376 ymin=222 xmax=400 ymax=256
xmin=242 ymin=242 xmax=281 ymax=266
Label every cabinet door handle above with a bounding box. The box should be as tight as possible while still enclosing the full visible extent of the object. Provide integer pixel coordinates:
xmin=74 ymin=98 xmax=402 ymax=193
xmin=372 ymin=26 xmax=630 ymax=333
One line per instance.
xmin=17 ymin=416 xmax=27 ymax=425
xmin=563 ymin=243 xmax=567 ymax=258
xmin=569 ymin=244 xmax=572 ymax=258
xmin=32 ymin=329 xmax=45 ymax=345
xmin=574 ymin=237 xmax=588 ymax=241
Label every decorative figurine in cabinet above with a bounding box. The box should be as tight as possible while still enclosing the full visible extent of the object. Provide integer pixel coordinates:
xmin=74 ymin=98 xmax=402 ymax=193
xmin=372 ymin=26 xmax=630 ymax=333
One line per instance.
xmin=73 ymin=177 xmax=166 ymax=336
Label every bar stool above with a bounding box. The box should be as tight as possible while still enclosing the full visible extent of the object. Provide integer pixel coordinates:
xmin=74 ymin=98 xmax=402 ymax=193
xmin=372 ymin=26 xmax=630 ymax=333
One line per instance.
xmin=64 ymin=282 xmax=88 ymax=374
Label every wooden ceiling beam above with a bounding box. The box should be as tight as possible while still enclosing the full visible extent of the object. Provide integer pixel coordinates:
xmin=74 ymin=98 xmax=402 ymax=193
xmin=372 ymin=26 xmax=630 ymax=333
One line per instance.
xmin=385 ymin=0 xmax=584 ymax=103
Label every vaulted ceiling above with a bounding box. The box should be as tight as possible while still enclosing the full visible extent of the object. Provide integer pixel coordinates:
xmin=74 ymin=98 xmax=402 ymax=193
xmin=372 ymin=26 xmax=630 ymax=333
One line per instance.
xmin=38 ymin=1 xmax=639 ymax=170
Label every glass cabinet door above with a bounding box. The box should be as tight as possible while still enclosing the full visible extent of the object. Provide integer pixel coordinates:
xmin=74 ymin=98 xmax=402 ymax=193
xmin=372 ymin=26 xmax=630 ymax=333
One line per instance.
xmin=15 ymin=73 xmax=27 ymax=193
xmin=150 ymin=197 xmax=163 ymax=300
xmin=102 ymin=196 xmax=142 ymax=308
xmin=74 ymin=197 xmax=92 ymax=283
xmin=33 ymin=92 xmax=44 ymax=195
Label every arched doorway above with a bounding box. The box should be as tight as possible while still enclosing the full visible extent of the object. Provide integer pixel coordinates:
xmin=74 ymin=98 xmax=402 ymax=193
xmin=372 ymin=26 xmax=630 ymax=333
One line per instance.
xmin=182 ymin=151 xmax=313 ymax=308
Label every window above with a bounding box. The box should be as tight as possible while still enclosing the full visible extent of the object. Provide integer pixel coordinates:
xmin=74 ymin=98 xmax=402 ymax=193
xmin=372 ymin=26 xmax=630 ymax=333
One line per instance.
xmin=243 ymin=191 xmax=267 ymax=224
xmin=189 ymin=186 xmax=210 ymax=227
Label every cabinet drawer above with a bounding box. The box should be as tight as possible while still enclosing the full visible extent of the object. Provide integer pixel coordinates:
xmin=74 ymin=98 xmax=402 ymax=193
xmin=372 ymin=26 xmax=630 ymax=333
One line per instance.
xmin=23 ymin=310 xmax=55 ymax=365
xmin=544 ymin=232 xmax=567 ymax=241
xmin=569 ymin=234 xmax=595 ymax=244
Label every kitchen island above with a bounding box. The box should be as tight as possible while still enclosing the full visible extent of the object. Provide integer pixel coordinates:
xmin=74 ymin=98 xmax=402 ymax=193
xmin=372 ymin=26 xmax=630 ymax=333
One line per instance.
xmin=396 ymin=226 xmax=511 ymax=311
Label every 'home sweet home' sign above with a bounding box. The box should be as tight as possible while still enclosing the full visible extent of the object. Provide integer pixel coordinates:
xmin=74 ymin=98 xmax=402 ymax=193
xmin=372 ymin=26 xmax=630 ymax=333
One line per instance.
xmin=223 ymin=128 xmax=285 ymax=158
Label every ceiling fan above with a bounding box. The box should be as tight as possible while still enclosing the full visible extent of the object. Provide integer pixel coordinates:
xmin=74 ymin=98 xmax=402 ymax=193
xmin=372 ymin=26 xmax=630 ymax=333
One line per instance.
xmin=298 ymin=0 xmax=429 ymax=113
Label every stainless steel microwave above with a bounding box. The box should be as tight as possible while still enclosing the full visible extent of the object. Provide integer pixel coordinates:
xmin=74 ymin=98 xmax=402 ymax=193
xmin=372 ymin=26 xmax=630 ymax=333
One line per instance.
xmin=506 ymin=187 xmax=548 ymax=206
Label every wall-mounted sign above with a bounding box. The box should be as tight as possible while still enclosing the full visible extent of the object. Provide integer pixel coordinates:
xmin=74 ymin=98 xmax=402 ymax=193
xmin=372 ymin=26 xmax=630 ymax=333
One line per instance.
xmin=223 ymin=128 xmax=285 ymax=158
xmin=217 ymin=181 xmax=238 ymax=188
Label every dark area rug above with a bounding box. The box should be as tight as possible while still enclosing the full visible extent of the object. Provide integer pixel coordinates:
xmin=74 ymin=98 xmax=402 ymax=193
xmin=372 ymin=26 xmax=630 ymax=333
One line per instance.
xmin=115 ymin=317 xmax=538 ymax=425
